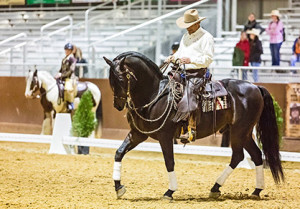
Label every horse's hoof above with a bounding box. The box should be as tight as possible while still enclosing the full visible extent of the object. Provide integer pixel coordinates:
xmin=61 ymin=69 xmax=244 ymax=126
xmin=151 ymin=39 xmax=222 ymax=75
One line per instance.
xmin=162 ymin=195 xmax=174 ymax=202
xmin=209 ymin=191 xmax=221 ymax=199
xmin=116 ymin=185 xmax=126 ymax=199
xmin=249 ymin=194 xmax=260 ymax=200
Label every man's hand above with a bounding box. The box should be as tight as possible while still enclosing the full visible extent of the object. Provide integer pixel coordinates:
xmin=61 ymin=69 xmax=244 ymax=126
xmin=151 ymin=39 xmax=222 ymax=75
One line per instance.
xmin=180 ymin=57 xmax=191 ymax=64
xmin=55 ymin=73 xmax=62 ymax=79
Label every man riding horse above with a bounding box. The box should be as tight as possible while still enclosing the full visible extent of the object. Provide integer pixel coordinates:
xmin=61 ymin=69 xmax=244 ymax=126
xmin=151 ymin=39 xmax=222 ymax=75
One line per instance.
xmin=55 ymin=43 xmax=77 ymax=112
xmin=166 ymin=9 xmax=214 ymax=142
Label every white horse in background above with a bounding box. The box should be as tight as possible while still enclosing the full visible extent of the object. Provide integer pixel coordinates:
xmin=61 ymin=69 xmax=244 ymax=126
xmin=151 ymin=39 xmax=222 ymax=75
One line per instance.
xmin=25 ymin=70 xmax=102 ymax=137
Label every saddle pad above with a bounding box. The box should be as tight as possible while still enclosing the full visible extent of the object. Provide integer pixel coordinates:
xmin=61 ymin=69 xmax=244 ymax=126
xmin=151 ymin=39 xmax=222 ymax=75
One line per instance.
xmin=76 ymin=82 xmax=88 ymax=97
xmin=204 ymin=81 xmax=228 ymax=99
xmin=202 ymin=96 xmax=230 ymax=113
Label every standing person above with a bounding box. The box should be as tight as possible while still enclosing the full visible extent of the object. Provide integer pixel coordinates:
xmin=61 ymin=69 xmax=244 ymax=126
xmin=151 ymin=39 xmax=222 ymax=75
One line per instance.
xmin=247 ymin=29 xmax=263 ymax=82
xmin=171 ymin=42 xmax=180 ymax=55
xmin=166 ymin=9 xmax=214 ymax=142
xmin=290 ymin=36 xmax=300 ymax=71
xmin=232 ymin=31 xmax=250 ymax=80
xmin=244 ymin=13 xmax=265 ymax=35
xmin=74 ymin=47 xmax=88 ymax=78
xmin=265 ymin=10 xmax=284 ymax=66
xmin=55 ymin=43 xmax=77 ymax=112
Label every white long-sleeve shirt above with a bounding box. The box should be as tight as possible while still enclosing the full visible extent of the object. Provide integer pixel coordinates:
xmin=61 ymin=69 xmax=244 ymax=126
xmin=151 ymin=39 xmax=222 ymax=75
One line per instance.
xmin=173 ymin=27 xmax=214 ymax=69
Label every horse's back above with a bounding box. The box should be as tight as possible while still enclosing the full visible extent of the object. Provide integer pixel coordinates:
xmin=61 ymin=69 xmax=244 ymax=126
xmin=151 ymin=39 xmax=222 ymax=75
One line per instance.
xmin=221 ymin=79 xmax=264 ymax=126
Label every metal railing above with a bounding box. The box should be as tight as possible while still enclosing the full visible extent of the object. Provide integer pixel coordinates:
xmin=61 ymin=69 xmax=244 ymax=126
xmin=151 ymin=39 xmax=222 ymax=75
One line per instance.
xmin=40 ymin=15 xmax=73 ymax=42
xmin=209 ymin=66 xmax=300 ymax=83
xmin=85 ymin=1 xmax=113 ymax=37
xmin=89 ymin=0 xmax=212 ymax=64
xmin=2 ymin=62 xmax=300 ymax=84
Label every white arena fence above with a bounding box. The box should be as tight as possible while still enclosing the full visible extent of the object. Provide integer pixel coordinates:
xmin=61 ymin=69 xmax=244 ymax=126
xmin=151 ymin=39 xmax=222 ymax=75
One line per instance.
xmin=0 ymin=132 xmax=300 ymax=164
xmin=0 ymin=133 xmax=300 ymax=169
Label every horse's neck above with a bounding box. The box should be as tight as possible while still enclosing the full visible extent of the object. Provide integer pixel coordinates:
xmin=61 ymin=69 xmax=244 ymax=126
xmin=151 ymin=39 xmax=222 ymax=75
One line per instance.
xmin=38 ymin=71 xmax=56 ymax=91
xmin=131 ymin=75 xmax=161 ymax=107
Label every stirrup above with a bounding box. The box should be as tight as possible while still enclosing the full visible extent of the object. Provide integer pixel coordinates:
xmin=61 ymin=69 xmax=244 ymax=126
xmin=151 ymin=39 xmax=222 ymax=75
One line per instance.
xmin=179 ymin=126 xmax=195 ymax=144
xmin=67 ymin=102 xmax=74 ymax=111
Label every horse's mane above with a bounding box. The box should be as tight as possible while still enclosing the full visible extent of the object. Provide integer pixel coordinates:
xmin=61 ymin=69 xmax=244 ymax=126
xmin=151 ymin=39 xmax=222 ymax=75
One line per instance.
xmin=37 ymin=71 xmax=56 ymax=83
xmin=114 ymin=51 xmax=163 ymax=79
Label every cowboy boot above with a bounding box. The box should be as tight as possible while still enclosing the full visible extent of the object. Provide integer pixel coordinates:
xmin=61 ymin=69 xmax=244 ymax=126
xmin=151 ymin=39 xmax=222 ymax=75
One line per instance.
xmin=179 ymin=115 xmax=196 ymax=144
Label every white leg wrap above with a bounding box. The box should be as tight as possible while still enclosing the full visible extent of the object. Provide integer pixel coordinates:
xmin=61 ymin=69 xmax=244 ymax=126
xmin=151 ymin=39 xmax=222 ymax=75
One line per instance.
xmin=216 ymin=166 xmax=234 ymax=186
xmin=255 ymin=165 xmax=264 ymax=189
xmin=168 ymin=171 xmax=178 ymax=191
xmin=113 ymin=162 xmax=122 ymax=181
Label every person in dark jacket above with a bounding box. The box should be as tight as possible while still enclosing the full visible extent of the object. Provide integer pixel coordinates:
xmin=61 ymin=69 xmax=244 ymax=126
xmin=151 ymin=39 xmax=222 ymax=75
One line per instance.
xmin=244 ymin=13 xmax=265 ymax=35
xmin=291 ymin=36 xmax=300 ymax=69
xmin=73 ymin=47 xmax=88 ymax=78
xmin=247 ymin=28 xmax=263 ymax=82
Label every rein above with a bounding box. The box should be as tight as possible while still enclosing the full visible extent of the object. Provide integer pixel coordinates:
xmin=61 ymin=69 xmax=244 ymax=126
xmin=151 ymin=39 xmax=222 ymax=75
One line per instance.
xmin=123 ymin=63 xmax=182 ymax=134
xmin=32 ymin=79 xmax=56 ymax=99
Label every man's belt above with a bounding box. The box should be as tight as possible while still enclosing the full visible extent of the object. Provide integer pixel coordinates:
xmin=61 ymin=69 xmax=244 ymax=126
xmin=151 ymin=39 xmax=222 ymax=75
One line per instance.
xmin=185 ymin=68 xmax=207 ymax=79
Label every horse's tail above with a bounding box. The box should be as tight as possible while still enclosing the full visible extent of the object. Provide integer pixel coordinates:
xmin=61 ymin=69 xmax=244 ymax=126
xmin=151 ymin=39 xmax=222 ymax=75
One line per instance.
xmin=95 ymin=97 xmax=103 ymax=138
xmin=257 ymin=86 xmax=284 ymax=184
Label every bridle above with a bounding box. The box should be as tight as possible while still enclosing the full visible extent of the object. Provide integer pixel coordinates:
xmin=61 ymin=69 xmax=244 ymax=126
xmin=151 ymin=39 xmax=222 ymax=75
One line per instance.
xmin=29 ymin=74 xmax=56 ymax=99
xmin=112 ymin=60 xmax=182 ymax=134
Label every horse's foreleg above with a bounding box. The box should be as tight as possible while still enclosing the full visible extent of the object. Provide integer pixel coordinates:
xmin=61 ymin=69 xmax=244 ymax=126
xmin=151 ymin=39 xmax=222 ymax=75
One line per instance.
xmin=113 ymin=131 xmax=147 ymax=199
xmin=159 ymin=137 xmax=177 ymax=200
xmin=41 ymin=111 xmax=53 ymax=135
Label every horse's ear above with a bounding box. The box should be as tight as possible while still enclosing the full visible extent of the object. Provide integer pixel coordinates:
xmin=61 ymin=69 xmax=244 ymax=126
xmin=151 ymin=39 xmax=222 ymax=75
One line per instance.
xmin=33 ymin=69 xmax=37 ymax=77
xmin=119 ymin=57 xmax=126 ymax=72
xmin=103 ymin=56 xmax=113 ymax=67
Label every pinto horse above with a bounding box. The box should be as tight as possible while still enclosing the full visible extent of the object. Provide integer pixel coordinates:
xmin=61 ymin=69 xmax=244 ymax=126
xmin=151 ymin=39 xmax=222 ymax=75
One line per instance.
xmin=25 ymin=70 xmax=102 ymax=137
xmin=104 ymin=51 xmax=284 ymax=200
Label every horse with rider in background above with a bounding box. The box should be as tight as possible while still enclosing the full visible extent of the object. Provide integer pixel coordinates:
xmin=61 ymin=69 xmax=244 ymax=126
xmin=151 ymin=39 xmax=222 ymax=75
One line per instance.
xmin=25 ymin=69 xmax=102 ymax=138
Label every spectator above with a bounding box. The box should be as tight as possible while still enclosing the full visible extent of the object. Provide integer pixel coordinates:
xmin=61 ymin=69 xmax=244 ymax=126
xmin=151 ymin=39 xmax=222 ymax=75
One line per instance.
xmin=171 ymin=42 xmax=180 ymax=55
xmin=265 ymin=10 xmax=284 ymax=66
xmin=74 ymin=47 xmax=88 ymax=78
xmin=232 ymin=31 xmax=250 ymax=80
xmin=244 ymin=13 xmax=265 ymax=35
xmin=290 ymin=36 xmax=300 ymax=70
xmin=247 ymin=28 xmax=263 ymax=82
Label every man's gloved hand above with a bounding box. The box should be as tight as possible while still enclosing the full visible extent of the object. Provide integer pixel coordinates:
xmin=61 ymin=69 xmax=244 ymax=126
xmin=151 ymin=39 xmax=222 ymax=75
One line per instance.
xmin=55 ymin=73 xmax=62 ymax=79
xmin=180 ymin=57 xmax=191 ymax=64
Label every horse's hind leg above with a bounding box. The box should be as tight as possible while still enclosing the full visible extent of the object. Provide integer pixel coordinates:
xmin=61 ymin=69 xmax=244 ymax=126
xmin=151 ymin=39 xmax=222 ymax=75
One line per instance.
xmin=244 ymin=136 xmax=264 ymax=198
xmin=210 ymin=131 xmax=245 ymax=198
xmin=113 ymin=131 xmax=147 ymax=199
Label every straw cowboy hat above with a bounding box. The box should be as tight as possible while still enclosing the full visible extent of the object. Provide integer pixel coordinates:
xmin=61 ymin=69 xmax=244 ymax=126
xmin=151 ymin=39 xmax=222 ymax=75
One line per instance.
xmin=247 ymin=28 xmax=260 ymax=36
xmin=176 ymin=9 xmax=206 ymax=29
xmin=270 ymin=10 xmax=281 ymax=17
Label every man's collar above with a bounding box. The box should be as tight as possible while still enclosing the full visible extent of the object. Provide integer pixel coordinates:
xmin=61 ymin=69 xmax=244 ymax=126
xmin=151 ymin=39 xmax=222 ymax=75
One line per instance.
xmin=186 ymin=27 xmax=203 ymax=37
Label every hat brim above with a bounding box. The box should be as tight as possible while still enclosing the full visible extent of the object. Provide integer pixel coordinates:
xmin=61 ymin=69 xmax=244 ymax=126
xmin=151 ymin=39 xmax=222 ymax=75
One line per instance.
xmin=246 ymin=31 xmax=260 ymax=36
xmin=176 ymin=16 xmax=206 ymax=29
xmin=270 ymin=13 xmax=281 ymax=17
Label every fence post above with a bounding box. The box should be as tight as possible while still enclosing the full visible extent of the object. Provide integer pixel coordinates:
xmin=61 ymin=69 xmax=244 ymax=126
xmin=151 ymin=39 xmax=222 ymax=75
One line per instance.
xmin=49 ymin=113 xmax=75 ymax=155
xmin=238 ymin=68 xmax=243 ymax=80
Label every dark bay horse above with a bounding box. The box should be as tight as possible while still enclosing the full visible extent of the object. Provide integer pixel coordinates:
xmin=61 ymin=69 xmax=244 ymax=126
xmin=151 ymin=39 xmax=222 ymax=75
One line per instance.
xmin=103 ymin=52 xmax=284 ymax=200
